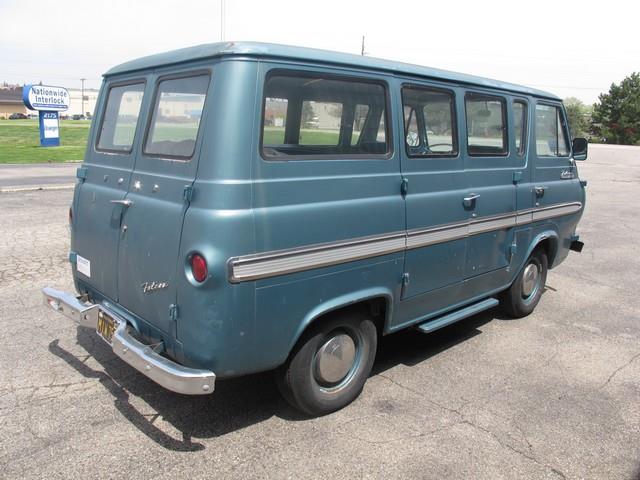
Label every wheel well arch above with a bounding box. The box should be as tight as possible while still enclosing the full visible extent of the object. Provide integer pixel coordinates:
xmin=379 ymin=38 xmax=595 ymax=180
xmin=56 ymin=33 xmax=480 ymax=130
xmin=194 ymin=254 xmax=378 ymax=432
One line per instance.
xmin=287 ymin=289 xmax=393 ymax=355
xmin=527 ymin=231 xmax=559 ymax=268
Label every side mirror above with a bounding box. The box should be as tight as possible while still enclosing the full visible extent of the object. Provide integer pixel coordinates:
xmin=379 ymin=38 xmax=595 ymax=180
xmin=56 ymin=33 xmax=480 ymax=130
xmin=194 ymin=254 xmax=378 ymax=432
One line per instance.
xmin=572 ymin=137 xmax=588 ymax=161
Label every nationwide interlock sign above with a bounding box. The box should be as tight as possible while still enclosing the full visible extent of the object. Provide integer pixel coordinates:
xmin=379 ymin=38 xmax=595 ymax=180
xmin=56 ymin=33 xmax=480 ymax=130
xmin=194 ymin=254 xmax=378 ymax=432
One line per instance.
xmin=22 ymin=85 xmax=70 ymax=147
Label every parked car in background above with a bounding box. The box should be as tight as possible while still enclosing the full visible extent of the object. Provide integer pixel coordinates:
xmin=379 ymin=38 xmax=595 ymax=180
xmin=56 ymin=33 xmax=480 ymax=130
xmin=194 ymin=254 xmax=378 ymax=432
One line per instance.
xmin=9 ymin=113 xmax=28 ymax=120
xmin=72 ymin=114 xmax=86 ymax=120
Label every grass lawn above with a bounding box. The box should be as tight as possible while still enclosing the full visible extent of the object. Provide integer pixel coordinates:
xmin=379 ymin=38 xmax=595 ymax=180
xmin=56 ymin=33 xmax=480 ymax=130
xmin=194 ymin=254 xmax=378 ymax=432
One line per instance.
xmin=264 ymin=127 xmax=342 ymax=145
xmin=0 ymin=119 xmax=90 ymax=164
xmin=0 ymin=122 xmax=355 ymax=163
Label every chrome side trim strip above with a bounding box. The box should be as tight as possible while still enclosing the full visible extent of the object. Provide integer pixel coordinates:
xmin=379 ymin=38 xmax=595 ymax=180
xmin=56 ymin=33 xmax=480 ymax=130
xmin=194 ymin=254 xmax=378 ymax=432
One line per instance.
xmin=407 ymin=223 xmax=467 ymax=249
xmin=516 ymin=210 xmax=534 ymax=225
xmin=532 ymin=202 xmax=582 ymax=221
xmin=228 ymin=201 xmax=582 ymax=282
xmin=229 ymin=233 xmax=406 ymax=282
xmin=469 ymin=214 xmax=516 ymax=235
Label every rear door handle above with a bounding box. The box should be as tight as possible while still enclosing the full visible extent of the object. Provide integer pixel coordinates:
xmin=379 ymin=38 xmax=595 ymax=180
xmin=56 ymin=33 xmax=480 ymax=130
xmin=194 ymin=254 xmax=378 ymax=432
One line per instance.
xmin=534 ymin=186 xmax=547 ymax=197
xmin=463 ymin=193 xmax=480 ymax=208
xmin=110 ymin=199 xmax=134 ymax=207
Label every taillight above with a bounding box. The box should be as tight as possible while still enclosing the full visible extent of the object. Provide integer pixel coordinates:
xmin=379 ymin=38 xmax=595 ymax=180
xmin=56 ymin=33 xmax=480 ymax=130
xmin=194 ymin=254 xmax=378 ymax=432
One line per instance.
xmin=190 ymin=253 xmax=208 ymax=283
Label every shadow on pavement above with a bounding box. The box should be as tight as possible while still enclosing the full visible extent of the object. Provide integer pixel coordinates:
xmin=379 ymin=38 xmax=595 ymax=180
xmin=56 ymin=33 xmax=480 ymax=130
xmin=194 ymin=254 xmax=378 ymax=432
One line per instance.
xmin=373 ymin=308 xmax=495 ymax=375
xmin=49 ymin=307 xmax=500 ymax=451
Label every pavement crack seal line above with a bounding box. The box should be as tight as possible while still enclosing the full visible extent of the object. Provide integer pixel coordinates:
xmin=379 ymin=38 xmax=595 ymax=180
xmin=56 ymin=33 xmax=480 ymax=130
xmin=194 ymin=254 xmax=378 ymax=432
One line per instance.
xmin=378 ymin=373 xmax=567 ymax=479
xmin=598 ymin=351 xmax=640 ymax=390
xmin=458 ymin=419 xmax=567 ymax=480
xmin=0 ymin=184 xmax=76 ymax=193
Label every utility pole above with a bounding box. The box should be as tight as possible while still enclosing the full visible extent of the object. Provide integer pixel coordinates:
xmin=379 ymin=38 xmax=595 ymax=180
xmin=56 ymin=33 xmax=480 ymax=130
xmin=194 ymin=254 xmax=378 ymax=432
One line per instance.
xmin=80 ymin=78 xmax=86 ymax=117
xmin=220 ymin=0 xmax=225 ymax=41
xmin=361 ymin=36 xmax=365 ymax=56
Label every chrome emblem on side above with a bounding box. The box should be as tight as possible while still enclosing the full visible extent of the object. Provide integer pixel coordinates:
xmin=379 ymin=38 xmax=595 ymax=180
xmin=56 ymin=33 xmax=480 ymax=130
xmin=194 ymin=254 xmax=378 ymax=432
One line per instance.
xmin=560 ymin=169 xmax=574 ymax=179
xmin=141 ymin=281 xmax=169 ymax=294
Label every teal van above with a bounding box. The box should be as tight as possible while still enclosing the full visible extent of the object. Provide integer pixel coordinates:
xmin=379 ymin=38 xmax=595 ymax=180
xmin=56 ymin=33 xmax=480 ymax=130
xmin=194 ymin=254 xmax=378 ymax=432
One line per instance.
xmin=43 ymin=42 xmax=587 ymax=415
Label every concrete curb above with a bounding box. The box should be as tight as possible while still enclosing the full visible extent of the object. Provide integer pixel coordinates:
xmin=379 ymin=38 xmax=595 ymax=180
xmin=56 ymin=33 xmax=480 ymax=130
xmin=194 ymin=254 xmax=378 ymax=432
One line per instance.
xmin=0 ymin=183 xmax=75 ymax=193
xmin=0 ymin=161 xmax=82 ymax=167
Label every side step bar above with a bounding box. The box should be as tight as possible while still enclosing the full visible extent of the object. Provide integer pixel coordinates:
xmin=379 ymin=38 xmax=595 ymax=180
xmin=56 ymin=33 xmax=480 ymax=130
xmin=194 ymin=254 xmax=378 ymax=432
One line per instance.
xmin=416 ymin=298 xmax=499 ymax=334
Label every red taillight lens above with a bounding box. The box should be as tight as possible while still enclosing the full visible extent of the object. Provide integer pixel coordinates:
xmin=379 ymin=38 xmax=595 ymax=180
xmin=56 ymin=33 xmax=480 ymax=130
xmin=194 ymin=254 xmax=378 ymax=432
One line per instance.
xmin=190 ymin=254 xmax=208 ymax=283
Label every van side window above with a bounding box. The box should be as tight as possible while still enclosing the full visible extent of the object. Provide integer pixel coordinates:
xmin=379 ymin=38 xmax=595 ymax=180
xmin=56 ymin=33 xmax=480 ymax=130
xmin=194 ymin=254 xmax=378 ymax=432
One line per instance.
xmin=465 ymin=94 xmax=508 ymax=156
xmin=513 ymin=100 xmax=528 ymax=156
xmin=144 ymin=74 xmax=209 ymax=159
xmin=401 ymin=87 xmax=457 ymax=157
xmin=535 ymin=104 xmax=569 ymax=157
xmin=261 ymin=72 xmax=390 ymax=158
xmin=96 ymin=83 xmax=145 ymax=153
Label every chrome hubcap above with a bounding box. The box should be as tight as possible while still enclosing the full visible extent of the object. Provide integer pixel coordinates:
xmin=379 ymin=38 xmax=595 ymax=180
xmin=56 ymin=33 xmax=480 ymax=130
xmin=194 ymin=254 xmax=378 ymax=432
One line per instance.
xmin=315 ymin=333 xmax=356 ymax=385
xmin=522 ymin=263 xmax=540 ymax=297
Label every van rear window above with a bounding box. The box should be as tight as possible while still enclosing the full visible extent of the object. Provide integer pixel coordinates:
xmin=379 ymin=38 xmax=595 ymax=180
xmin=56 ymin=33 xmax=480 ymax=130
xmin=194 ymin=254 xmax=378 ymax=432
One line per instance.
xmin=96 ymin=83 xmax=145 ymax=153
xmin=144 ymin=74 xmax=209 ymax=159
xmin=262 ymin=72 xmax=390 ymax=159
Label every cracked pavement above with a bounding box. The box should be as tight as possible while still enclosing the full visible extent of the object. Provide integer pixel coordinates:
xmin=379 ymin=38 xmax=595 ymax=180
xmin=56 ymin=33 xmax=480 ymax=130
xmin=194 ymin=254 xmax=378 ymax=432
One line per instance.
xmin=0 ymin=144 xmax=639 ymax=479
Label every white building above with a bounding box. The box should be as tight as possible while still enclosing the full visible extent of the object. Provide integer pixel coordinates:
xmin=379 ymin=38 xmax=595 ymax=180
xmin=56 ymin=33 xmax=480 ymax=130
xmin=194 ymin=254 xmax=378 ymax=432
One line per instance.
xmin=65 ymin=88 xmax=99 ymax=117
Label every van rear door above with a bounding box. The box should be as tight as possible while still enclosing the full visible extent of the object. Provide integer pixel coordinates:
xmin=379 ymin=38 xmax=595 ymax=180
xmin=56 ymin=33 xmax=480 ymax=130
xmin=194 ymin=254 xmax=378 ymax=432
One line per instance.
xmin=72 ymin=80 xmax=146 ymax=301
xmin=116 ymin=72 xmax=210 ymax=335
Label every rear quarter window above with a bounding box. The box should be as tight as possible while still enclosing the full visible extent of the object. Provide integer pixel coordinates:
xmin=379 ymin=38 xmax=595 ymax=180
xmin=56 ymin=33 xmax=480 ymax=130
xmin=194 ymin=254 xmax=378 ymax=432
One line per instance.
xmin=144 ymin=74 xmax=209 ymax=159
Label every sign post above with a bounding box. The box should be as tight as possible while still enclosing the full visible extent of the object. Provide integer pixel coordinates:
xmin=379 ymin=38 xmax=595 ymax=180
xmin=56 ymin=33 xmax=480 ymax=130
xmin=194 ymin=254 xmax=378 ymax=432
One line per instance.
xmin=22 ymin=85 xmax=70 ymax=148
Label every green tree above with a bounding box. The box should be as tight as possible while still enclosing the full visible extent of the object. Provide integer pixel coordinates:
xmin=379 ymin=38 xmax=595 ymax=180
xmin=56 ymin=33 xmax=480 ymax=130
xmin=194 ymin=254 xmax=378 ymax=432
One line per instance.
xmin=591 ymin=73 xmax=640 ymax=145
xmin=564 ymin=97 xmax=589 ymax=138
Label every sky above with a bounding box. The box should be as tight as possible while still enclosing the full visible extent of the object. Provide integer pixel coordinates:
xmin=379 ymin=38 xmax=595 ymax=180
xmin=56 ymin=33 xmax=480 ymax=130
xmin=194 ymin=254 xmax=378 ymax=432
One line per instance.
xmin=1 ymin=0 xmax=638 ymax=104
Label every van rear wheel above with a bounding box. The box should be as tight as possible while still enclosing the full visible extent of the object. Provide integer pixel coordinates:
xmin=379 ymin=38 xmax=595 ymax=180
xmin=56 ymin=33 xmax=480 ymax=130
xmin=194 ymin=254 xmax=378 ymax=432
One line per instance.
xmin=276 ymin=311 xmax=377 ymax=416
xmin=501 ymin=249 xmax=548 ymax=318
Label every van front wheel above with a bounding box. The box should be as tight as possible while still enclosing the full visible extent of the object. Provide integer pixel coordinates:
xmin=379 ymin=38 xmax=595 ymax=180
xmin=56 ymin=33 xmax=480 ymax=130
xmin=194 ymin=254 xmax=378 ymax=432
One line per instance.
xmin=501 ymin=249 xmax=548 ymax=318
xmin=276 ymin=311 xmax=377 ymax=416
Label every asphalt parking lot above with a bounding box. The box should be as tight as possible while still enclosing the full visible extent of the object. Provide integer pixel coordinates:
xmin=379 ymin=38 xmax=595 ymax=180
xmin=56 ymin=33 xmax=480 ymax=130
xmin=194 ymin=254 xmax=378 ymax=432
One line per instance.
xmin=0 ymin=145 xmax=638 ymax=479
xmin=0 ymin=162 xmax=78 ymax=190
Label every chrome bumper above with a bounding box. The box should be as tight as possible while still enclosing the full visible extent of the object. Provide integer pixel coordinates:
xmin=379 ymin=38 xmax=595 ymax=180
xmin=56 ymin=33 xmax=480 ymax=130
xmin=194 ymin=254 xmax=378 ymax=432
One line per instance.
xmin=42 ymin=287 xmax=216 ymax=395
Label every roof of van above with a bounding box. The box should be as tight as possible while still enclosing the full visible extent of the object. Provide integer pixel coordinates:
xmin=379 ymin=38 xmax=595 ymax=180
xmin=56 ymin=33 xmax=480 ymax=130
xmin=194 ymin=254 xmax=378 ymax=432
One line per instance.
xmin=105 ymin=41 xmax=559 ymax=100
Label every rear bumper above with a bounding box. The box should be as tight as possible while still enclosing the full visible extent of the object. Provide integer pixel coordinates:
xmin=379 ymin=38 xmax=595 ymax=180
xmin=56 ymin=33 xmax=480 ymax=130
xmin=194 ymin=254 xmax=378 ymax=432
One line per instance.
xmin=42 ymin=287 xmax=216 ymax=395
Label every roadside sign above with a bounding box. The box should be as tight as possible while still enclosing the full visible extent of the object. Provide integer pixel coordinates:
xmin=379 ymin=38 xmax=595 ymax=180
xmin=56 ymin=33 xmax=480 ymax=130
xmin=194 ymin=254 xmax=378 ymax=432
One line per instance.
xmin=39 ymin=111 xmax=60 ymax=147
xmin=23 ymin=85 xmax=69 ymax=147
xmin=22 ymin=85 xmax=70 ymax=111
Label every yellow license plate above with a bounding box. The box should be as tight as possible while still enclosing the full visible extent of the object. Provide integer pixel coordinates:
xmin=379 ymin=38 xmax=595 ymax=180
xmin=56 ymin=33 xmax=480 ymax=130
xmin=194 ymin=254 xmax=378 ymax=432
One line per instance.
xmin=96 ymin=310 xmax=118 ymax=344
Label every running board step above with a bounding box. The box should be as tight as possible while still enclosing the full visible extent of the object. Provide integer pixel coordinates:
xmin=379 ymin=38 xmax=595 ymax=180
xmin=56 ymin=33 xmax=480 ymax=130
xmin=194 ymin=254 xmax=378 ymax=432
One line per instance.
xmin=416 ymin=298 xmax=499 ymax=334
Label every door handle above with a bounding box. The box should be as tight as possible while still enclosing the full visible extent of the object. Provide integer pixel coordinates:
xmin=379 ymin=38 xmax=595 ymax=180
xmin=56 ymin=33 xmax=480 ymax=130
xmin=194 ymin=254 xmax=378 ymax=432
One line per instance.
xmin=463 ymin=193 xmax=480 ymax=208
xmin=110 ymin=199 xmax=134 ymax=207
xmin=534 ymin=186 xmax=547 ymax=197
